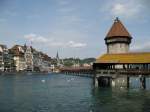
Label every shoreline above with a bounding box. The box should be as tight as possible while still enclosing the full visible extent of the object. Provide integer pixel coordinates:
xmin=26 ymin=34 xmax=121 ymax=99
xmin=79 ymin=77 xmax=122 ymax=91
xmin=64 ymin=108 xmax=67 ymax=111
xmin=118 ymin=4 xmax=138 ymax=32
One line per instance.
xmin=0 ymin=71 xmax=52 ymax=75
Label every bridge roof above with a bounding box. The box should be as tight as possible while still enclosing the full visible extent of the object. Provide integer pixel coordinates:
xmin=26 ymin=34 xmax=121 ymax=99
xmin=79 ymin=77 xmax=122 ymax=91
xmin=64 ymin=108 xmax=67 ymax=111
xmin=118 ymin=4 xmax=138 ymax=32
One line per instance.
xmin=96 ymin=52 xmax=150 ymax=64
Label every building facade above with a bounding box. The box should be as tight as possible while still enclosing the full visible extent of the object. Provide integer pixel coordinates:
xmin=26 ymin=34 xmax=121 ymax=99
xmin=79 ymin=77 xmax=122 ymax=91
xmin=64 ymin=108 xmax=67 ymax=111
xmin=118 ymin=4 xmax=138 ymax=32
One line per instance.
xmin=0 ymin=45 xmax=7 ymax=71
xmin=11 ymin=45 xmax=26 ymax=72
xmin=0 ymin=44 xmax=14 ymax=72
xmin=0 ymin=44 xmax=52 ymax=73
xmin=24 ymin=46 xmax=33 ymax=71
xmin=39 ymin=52 xmax=51 ymax=72
xmin=32 ymin=49 xmax=42 ymax=72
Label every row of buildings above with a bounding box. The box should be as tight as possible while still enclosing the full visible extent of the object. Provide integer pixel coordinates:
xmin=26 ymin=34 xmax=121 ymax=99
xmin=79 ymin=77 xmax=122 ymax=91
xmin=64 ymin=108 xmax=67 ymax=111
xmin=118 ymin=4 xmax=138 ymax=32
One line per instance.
xmin=0 ymin=44 xmax=54 ymax=72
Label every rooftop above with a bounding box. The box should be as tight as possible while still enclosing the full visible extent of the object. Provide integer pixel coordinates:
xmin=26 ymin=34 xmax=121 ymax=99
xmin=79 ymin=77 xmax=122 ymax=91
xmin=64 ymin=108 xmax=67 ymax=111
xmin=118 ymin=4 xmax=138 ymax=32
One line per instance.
xmin=105 ymin=17 xmax=132 ymax=39
xmin=10 ymin=45 xmax=25 ymax=56
xmin=96 ymin=52 xmax=150 ymax=64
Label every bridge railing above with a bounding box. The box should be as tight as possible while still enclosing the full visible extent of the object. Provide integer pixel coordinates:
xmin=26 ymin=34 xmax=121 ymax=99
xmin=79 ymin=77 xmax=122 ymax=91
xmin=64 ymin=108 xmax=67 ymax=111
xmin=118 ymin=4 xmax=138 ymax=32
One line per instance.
xmin=95 ymin=69 xmax=150 ymax=75
xmin=60 ymin=67 xmax=94 ymax=74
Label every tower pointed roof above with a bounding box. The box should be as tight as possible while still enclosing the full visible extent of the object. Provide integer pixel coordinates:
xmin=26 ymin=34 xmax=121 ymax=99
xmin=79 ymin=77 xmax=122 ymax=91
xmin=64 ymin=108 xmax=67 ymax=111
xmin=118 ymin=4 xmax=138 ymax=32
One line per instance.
xmin=105 ymin=17 xmax=132 ymax=39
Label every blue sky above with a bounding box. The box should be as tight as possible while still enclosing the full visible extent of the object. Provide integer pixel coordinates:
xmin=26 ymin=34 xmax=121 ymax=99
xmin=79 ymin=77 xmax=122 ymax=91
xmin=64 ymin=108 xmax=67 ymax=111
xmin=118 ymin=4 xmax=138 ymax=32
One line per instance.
xmin=0 ymin=0 xmax=150 ymax=58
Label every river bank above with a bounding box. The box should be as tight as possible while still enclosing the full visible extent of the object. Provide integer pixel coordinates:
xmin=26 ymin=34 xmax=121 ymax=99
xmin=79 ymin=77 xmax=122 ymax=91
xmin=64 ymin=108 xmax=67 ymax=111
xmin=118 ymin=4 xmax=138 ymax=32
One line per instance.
xmin=0 ymin=71 xmax=50 ymax=75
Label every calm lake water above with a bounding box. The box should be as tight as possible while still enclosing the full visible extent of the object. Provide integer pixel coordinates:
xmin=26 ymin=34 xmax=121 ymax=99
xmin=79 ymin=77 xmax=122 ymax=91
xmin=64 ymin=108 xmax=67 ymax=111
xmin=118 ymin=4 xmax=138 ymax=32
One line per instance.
xmin=0 ymin=73 xmax=150 ymax=112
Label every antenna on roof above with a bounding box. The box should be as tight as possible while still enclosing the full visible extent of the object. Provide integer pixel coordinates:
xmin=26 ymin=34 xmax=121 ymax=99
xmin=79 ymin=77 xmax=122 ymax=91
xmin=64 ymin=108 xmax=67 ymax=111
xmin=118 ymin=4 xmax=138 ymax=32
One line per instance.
xmin=30 ymin=40 xmax=33 ymax=47
xmin=115 ymin=17 xmax=119 ymax=22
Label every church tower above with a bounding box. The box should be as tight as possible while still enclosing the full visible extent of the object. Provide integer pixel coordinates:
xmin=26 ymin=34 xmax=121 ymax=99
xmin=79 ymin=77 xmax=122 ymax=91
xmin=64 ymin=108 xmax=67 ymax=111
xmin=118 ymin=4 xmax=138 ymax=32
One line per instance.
xmin=105 ymin=17 xmax=132 ymax=54
xmin=56 ymin=51 xmax=60 ymax=66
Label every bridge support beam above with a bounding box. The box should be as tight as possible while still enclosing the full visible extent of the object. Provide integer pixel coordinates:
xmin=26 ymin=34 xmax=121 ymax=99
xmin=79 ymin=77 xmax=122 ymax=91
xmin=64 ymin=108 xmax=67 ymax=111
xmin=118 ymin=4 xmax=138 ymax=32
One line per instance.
xmin=140 ymin=76 xmax=146 ymax=89
xmin=127 ymin=76 xmax=130 ymax=88
xmin=94 ymin=77 xmax=99 ymax=87
xmin=111 ymin=76 xmax=128 ymax=88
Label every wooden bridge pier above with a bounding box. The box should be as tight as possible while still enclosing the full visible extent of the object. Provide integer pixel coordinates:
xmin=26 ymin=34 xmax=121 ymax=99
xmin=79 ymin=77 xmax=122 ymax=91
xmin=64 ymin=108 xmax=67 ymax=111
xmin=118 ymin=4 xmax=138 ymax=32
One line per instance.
xmin=140 ymin=76 xmax=146 ymax=89
xmin=127 ymin=76 xmax=130 ymax=88
xmin=94 ymin=69 xmax=150 ymax=89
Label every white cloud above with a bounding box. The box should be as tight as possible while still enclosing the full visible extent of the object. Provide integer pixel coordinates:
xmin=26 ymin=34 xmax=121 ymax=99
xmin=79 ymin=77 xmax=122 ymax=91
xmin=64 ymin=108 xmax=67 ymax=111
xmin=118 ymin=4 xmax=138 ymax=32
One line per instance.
xmin=67 ymin=41 xmax=86 ymax=48
xmin=112 ymin=3 xmax=142 ymax=18
xmin=112 ymin=3 xmax=126 ymax=16
xmin=50 ymin=42 xmax=65 ymax=47
xmin=24 ymin=33 xmax=87 ymax=48
xmin=57 ymin=0 xmax=70 ymax=6
xmin=48 ymin=41 xmax=87 ymax=48
xmin=36 ymin=36 xmax=48 ymax=43
xmin=24 ymin=34 xmax=48 ymax=43
xmin=131 ymin=41 xmax=150 ymax=51
xmin=100 ymin=0 xmax=144 ymax=19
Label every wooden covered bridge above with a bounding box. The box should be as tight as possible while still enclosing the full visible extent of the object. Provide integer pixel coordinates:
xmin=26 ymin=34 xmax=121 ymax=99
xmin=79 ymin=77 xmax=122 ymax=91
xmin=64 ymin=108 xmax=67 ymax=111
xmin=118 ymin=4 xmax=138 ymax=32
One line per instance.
xmin=93 ymin=17 xmax=150 ymax=89
xmin=60 ymin=67 xmax=94 ymax=77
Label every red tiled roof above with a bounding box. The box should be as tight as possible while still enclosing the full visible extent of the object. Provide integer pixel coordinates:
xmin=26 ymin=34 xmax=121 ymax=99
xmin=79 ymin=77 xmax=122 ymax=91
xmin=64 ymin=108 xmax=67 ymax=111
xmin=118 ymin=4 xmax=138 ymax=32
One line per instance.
xmin=10 ymin=45 xmax=24 ymax=56
xmin=105 ymin=17 xmax=132 ymax=39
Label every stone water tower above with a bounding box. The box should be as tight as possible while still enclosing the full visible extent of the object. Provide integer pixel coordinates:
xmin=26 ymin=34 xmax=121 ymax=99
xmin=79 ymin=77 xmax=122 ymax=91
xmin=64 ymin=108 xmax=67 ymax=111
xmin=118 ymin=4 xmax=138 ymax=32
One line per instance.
xmin=105 ymin=17 xmax=132 ymax=54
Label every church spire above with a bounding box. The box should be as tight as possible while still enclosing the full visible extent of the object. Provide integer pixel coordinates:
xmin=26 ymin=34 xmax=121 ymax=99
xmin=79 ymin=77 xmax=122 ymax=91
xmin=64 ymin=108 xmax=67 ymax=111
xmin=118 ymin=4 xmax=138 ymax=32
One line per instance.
xmin=56 ymin=51 xmax=59 ymax=59
xmin=56 ymin=51 xmax=60 ymax=66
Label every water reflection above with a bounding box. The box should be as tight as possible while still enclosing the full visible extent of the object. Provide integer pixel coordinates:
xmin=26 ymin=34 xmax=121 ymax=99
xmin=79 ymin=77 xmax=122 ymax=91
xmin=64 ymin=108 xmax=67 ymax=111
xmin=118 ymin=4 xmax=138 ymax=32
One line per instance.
xmin=91 ymin=87 xmax=150 ymax=112
xmin=130 ymin=77 xmax=150 ymax=90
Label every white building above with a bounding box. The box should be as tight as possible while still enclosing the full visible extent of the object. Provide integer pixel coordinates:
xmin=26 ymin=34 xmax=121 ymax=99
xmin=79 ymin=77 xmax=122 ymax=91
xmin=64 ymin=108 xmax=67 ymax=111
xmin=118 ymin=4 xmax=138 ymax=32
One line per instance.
xmin=0 ymin=45 xmax=7 ymax=71
xmin=11 ymin=45 xmax=26 ymax=72
xmin=24 ymin=46 xmax=34 ymax=72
